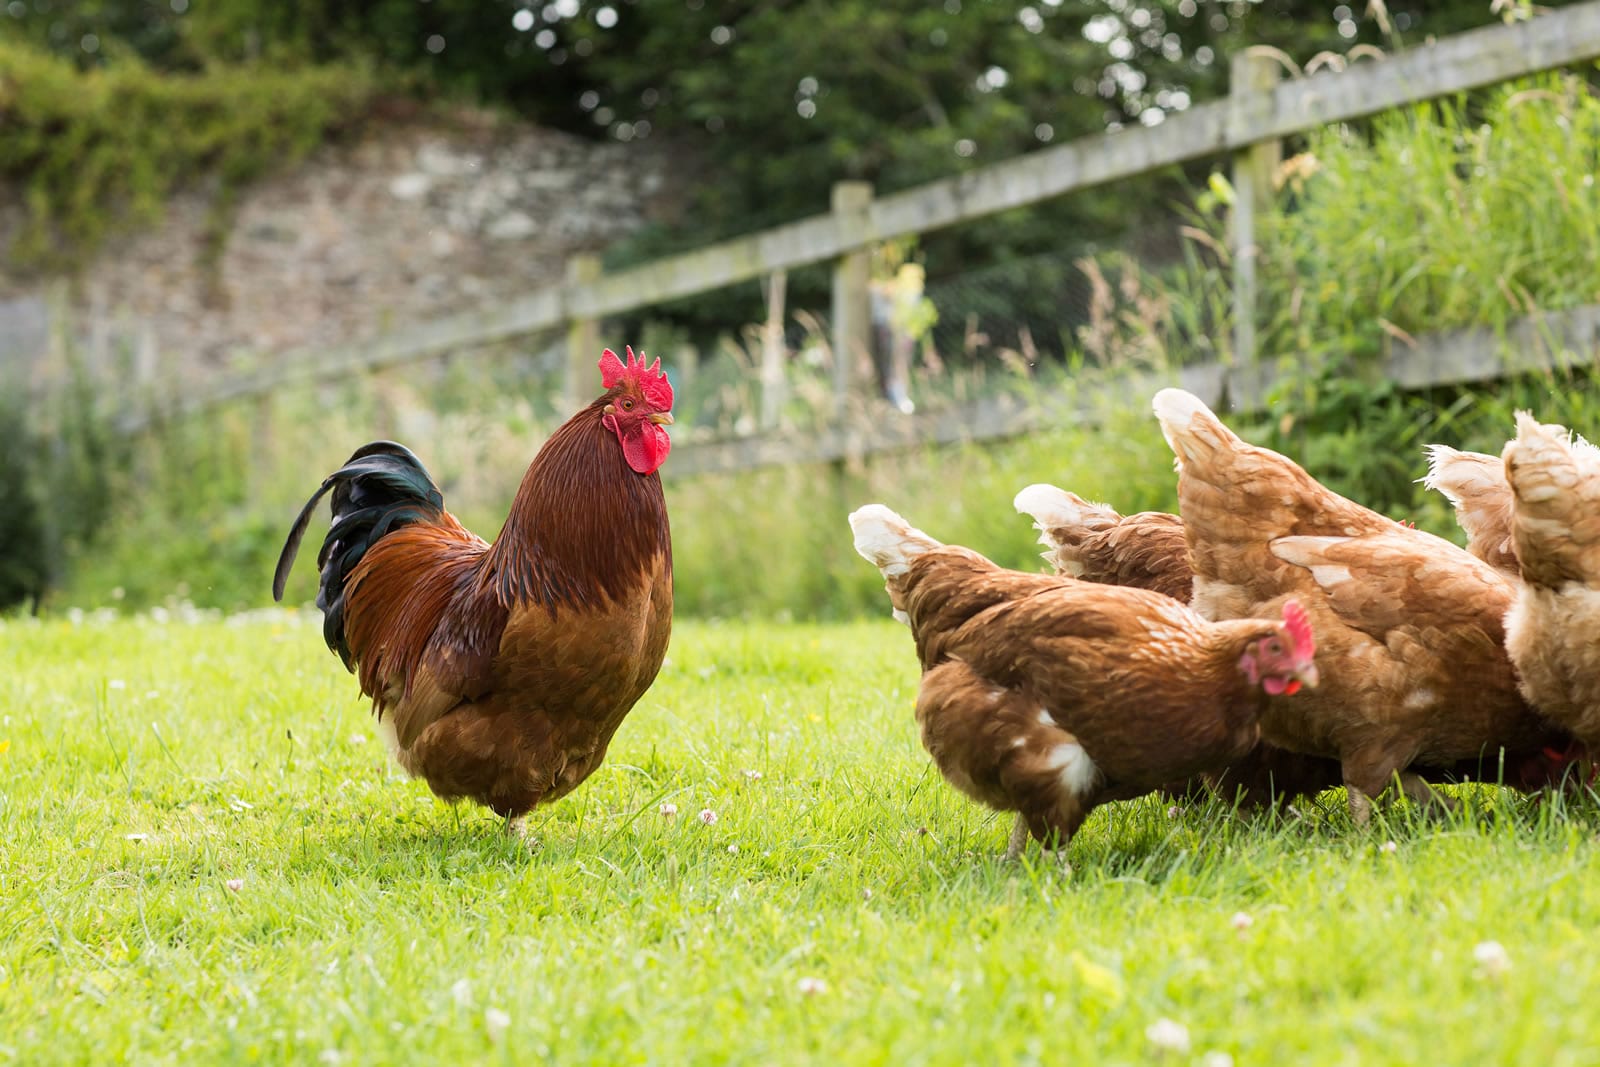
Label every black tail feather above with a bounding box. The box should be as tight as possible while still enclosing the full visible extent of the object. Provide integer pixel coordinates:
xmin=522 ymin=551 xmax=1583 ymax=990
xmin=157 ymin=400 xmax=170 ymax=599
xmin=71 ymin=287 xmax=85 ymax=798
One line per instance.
xmin=272 ymin=441 xmax=445 ymax=663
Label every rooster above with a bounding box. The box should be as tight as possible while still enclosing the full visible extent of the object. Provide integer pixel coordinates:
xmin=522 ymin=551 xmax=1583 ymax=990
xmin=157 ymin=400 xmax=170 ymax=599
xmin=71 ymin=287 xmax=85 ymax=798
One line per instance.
xmin=273 ymin=347 xmax=675 ymax=825
xmin=1501 ymin=413 xmax=1600 ymax=767
xmin=1154 ymin=389 xmax=1570 ymax=823
xmin=1013 ymin=484 xmax=1344 ymax=810
xmin=848 ymin=504 xmax=1318 ymax=862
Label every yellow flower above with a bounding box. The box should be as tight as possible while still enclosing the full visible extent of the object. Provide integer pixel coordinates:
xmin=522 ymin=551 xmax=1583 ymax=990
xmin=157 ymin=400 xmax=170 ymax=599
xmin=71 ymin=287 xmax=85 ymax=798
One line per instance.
xmin=0 ymin=740 xmax=11 ymax=755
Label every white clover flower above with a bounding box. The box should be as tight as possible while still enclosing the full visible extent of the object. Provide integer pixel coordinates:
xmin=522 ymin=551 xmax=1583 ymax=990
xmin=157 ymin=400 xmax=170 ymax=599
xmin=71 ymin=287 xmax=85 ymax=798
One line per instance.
xmin=1146 ymin=1018 xmax=1191 ymax=1054
xmin=1474 ymin=940 xmax=1511 ymax=978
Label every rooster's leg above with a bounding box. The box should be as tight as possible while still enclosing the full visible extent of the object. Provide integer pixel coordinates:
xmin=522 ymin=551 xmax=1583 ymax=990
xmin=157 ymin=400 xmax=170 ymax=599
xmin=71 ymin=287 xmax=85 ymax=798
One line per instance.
xmin=1004 ymin=813 xmax=1030 ymax=861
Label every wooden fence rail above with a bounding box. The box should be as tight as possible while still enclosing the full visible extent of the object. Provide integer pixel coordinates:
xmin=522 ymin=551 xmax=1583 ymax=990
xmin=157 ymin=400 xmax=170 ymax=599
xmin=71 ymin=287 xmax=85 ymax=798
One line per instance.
xmin=663 ymin=304 xmax=1600 ymax=479
xmin=116 ymin=4 xmax=1600 ymax=463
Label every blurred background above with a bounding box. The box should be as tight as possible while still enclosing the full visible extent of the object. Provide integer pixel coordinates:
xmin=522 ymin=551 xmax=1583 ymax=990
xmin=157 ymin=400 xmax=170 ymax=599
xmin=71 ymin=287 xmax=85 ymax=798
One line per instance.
xmin=3 ymin=0 xmax=1598 ymax=619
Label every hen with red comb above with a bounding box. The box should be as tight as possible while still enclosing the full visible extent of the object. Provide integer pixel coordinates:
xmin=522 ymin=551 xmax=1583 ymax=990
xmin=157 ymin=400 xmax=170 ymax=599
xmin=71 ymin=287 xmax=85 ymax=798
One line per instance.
xmin=1153 ymin=387 xmax=1571 ymax=825
xmin=848 ymin=503 xmax=1317 ymax=865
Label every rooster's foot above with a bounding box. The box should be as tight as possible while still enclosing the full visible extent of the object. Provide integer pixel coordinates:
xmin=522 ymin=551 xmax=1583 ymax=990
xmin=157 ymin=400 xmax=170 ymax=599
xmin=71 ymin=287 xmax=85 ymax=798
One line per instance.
xmin=504 ymin=814 xmax=541 ymax=852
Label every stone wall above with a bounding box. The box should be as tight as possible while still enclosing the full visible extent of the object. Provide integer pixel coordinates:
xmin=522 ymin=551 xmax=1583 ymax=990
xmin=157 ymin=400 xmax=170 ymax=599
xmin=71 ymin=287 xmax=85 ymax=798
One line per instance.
xmin=0 ymin=109 xmax=680 ymax=376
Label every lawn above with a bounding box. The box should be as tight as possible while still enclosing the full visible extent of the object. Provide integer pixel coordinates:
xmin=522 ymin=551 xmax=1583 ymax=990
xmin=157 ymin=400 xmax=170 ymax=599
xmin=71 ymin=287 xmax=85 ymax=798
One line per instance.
xmin=4 ymin=612 xmax=1600 ymax=1065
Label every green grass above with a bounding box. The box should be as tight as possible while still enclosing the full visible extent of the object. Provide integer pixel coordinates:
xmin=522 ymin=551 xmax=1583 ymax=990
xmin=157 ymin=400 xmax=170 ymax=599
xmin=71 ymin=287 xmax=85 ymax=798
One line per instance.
xmin=6 ymin=614 xmax=1600 ymax=1065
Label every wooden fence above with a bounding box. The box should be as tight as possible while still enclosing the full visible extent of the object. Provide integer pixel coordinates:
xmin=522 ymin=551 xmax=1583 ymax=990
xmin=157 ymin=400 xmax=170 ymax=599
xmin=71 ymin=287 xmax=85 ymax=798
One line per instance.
xmin=116 ymin=4 xmax=1600 ymax=477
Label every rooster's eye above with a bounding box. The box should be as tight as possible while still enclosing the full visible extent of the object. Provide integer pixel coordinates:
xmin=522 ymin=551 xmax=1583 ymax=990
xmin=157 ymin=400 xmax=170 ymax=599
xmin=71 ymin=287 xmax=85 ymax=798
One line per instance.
xmin=622 ymin=398 xmax=635 ymax=411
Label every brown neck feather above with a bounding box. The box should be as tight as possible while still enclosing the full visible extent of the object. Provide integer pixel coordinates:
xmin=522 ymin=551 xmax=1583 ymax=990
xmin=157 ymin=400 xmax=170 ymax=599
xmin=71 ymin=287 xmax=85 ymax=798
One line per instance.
xmin=484 ymin=399 xmax=671 ymax=611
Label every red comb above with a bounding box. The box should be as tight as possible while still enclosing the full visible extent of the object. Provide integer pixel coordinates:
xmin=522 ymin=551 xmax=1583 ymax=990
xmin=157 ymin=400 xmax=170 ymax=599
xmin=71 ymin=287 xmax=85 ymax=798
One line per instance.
xmin=1281 ymin=599 xmax=1314 ymax=657
xmin=598 ymin=345 xmax=674 ymax=410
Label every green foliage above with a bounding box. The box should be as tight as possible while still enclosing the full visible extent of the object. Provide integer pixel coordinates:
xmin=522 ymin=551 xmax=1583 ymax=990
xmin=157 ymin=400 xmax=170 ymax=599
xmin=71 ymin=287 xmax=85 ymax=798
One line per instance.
xmin=0 ymin=395 xmax=47 ymax=612
xmin=7 ymin=614 xmax=1600 ymax=1062
xmin=0 ymin=39 xmax=377 ymax=269
xmin=0 ymin=349 xmax=124 ymax=612
xmin=3 ymin=0 xmax=1550 ymax=330
xmin=1252 ymin=71 xmax=1600 ymax=371
xmin=2 ymin=0 xmax=586 ymax=120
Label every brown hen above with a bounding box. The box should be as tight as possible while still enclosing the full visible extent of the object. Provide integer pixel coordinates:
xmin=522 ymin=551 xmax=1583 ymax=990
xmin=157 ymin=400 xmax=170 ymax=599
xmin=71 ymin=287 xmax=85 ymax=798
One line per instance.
xmin=849 ymin=504 xmax=1317 ymax=862
xmin=1154 ymin=388 xmax=1567 ymax=823
xmin=1013 ymin=483 xmax=1344 ymax=809
xmin=1503 ymin=414 xmax=1600 ymax=762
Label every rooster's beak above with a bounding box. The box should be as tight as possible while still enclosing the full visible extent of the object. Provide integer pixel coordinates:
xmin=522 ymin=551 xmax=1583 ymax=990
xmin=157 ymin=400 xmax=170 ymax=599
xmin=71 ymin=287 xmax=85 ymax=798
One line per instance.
xmin=1295 ymin=663 xmax=1320 ymax=689
xmin=648 ymin=412 xmax=675 ymax=426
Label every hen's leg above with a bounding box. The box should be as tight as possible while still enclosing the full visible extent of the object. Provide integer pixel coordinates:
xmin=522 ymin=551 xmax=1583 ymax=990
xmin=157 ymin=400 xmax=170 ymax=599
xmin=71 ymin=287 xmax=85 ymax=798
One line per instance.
xmin=1399 ymin=771 xmax=1459 ymax=815
xmin=1006 ymin=815 xmax=1075 ymax=874
xmin=1341 ymin=751 xmax=1401 ymax=827
xmin=1346 ymin=787 xmax=1376 ymax=827
xmin=1004 ymin=814 xmax=1030 ymax=861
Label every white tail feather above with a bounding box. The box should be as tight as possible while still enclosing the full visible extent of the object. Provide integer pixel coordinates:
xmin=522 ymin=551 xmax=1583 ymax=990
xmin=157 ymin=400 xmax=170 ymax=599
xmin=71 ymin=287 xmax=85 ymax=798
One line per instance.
xmin=1151 ymin=388 xmax=1229 ymax=461
xmin=1012 ymin=484 xmax=1116 ymax=532
xmin=1420 ymin=443 xmax=1501 ymax=505
xmin=848 ymin=504 xmax=941 ymax=578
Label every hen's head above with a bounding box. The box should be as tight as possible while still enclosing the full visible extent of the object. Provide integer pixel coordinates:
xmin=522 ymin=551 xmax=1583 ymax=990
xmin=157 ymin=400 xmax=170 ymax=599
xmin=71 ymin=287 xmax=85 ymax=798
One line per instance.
xmin=1238 ymin=599 xmax=1319 ymax=696
xmin=599 ymin=346 xmax=675 ymax=475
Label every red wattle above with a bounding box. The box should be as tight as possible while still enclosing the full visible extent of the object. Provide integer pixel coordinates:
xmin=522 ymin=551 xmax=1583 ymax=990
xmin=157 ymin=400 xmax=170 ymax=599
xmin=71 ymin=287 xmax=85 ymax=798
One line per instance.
xmin=619 ymin=423 xmax=672 ymax=474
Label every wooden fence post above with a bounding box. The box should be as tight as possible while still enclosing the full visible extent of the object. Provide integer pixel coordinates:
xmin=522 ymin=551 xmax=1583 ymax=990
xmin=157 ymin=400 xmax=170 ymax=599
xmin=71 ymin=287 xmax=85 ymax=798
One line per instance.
xmin=1229 ymin=50 xmax=1283 ymax=371
xmin=830 ymin=181 xmax=874 ymax=424
xmin=565 ymin=254 xmax=603 ymax=414
xmin=760 ymin=269 xmax=788 ymax=429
